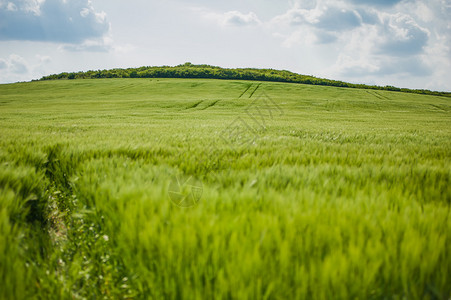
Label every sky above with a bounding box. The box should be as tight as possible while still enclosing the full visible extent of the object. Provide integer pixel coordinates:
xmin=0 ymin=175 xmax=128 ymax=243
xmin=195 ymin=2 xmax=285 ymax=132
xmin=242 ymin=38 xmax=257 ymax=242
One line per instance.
xmin=0 ymin=0 xmax=450 ymax=91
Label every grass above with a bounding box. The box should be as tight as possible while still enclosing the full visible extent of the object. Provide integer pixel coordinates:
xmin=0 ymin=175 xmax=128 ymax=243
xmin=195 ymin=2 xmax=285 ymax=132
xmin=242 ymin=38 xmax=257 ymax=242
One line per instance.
xmin=0 ymin=78 xmax=450 ymax=299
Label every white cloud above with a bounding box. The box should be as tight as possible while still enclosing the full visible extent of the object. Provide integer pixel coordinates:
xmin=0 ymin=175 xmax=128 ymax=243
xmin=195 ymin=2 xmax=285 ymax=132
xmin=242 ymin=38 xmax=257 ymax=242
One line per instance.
xmin=270 ymin=4 xmax=363 ymax=47
xmin=0 ymin=54 xmax=29 ymax=74
xmin=195 ymin=8 xmax=261 ymax=27
xmin=322 ymin=11 xmax=432 ymax=80
xmin=0 ymin=0 xmax=110 ymax=44
xmin=9 ymin=54 xmax=28 ymax=74
xmin=316 ymin=8 xmax=361 ymax=31
xmin=348 ymin=0 xmax=407 ymax=7
xmin=0 ymin=51 xmax=57 ymax=83
xmin=414 ymin=2 xmax=435 ymax=22
xmin=22 ymin=0 xmax=45 ymax=16
xmin=222 ymin=11 xmax=261 ymax=26
xmin=271 ymin=6 xmax=322 ymax=26
xmin=0 ymin=58 xmax=7 ymax=69
xmin=269 ymin=0 xmax=445 ymax=86
xmin=60 ymin=36 xmax=113 ymax=52
xmin=333 ymin=53 xmax=381 ymax=76
xmin=80 ymin=7 xmax=90 ymax=18
xmin=377 ymin=12 xmax=429 ymax=56
xmin=275 ymin=29 xmax=316 ymax=47
xmin=36 ymin=54 xmax=51 ymax=63
xmin=6 ymin=2 xmax=17 ymax=11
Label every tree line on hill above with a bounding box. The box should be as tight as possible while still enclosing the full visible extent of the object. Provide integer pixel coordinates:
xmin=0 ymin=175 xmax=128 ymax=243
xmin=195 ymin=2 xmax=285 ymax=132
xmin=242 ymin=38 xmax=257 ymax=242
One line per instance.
xmin=39 ymin=63 xmax=451 ymax=97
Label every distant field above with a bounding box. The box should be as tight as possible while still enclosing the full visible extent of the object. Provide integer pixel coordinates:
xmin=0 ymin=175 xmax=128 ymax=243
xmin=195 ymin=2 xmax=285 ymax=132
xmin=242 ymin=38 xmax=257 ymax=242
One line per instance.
xmin=0 ymin=78 xmax=450 ymax=299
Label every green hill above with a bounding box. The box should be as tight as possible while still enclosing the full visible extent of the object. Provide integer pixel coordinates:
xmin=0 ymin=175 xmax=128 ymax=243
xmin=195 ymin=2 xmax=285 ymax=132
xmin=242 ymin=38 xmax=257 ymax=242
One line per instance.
xmin=39 ymin=63 xmax=451 ymax=97
xmin=0 ymin=78 xmax=450 ymax=299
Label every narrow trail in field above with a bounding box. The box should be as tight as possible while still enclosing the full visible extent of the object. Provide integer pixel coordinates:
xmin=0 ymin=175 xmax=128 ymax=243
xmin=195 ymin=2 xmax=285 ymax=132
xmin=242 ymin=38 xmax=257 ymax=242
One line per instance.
xmin=41 ymin=145 xmax=136 ymax=297
xmin=249 ymin=83 xmax=261 ymax=98
xmin=238 ymin=84 xmax=253 ymax=98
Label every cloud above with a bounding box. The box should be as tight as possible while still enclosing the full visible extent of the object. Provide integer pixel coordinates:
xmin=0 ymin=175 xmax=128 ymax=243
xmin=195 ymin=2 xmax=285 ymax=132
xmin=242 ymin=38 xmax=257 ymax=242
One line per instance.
xmin=273 ymin=6 xmax=362 ymax=30
xmin=377 ymin=13 xmax=429 ymax=56
xmin=0 ymin=0 xmax=109 ymax=43
xmin=274 ymin=5 xmax=362 ymax=31
xmin=271 ymin=5 xmax=363 ymax=46
xmin=348 ymin=0 xmax=406 ymax=7
xmin=379 ymin=57 xmax=432 ymax=76
xmin=324 ymin=10 xmax=432 ymax=81
xmin=315 ymin=8 xmax=361 ymax=31
xmin=315 ymin=30 xmax=337 ymax=43
xmin=60 ymin=36 xmax=113 ymax=52
xmin=61 ymin=43 xmax=108 ymax=52
xmin=273 ymin=1 xmax=430 ymax=55
xmin=271 ymin=7 xmax=322 ymax=26
xmin=0 ymin=52 xmax=56 ymax=83
xmin=36 ymin=54 xmax=51 ymax=64
xmin=6 ymin=2 xmax=18 ymax=11
xmin=9 ymin=54 xmax=28 ymax=73
xmin=356 ymin=8 xmax=379 ymax=24
xmin=0 ymin=58 xmax=7 ymax=69
xmin=0 ymin=54 xmax=29 ymax=74
xmin=270 ymin=0 xmax=443 ymax=85
xmin=290 ymin=0 xmax=319 ymax=10
xmin=222 ymin=11 xmax=261 ymax=26
xmin=334 ymin=53 xmax=432 ymax=78
xmin=195 ymin=8 xmax=261 ymax=27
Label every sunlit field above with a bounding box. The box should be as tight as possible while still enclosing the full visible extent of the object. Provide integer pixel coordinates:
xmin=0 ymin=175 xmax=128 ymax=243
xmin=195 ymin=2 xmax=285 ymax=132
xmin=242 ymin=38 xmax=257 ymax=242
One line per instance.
xmin=1 ymin=78 xmax=450 ymax=299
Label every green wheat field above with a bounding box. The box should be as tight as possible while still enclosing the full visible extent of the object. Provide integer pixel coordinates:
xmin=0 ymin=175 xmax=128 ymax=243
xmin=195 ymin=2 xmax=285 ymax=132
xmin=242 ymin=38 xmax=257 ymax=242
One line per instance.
xmin=0 ymin=78 xmax=450 ymax=299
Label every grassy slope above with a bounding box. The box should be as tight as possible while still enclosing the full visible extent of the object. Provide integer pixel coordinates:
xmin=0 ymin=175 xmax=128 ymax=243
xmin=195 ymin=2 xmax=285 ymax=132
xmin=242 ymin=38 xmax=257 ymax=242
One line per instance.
xmin=0 ymin=78 xmax=450 ymax=299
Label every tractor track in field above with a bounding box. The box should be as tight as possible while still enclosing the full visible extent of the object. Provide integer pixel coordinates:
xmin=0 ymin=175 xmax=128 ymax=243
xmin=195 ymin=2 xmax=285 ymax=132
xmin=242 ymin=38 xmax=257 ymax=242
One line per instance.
xmin=185 ymin=100 xmax=204 ymax=110
xmin=248 ymin=83 xmax=262 ymax=98
xmin=367 ymin=90 xmax=390 ymax=100
xmin=429 ymin=104 xmax=448 ymax=112
xmin=238 ymin=84 xmax=253 ymax=98
xmin=200 ymin=100 xmax=220 ymax=110
xmin=114 ymin=83 xmax=139 ymax=92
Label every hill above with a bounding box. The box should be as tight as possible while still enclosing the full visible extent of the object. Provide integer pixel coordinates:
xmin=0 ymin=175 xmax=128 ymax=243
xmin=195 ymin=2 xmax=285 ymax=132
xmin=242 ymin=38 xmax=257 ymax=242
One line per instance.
xmin=39 ymin=63 xmax=451 ymax=98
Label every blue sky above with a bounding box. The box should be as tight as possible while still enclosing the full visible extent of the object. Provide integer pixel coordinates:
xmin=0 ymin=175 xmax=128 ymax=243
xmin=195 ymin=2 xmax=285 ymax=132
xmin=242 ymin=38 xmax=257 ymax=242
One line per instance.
xmin=0 ymin=0 xmax=450 ymax=91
